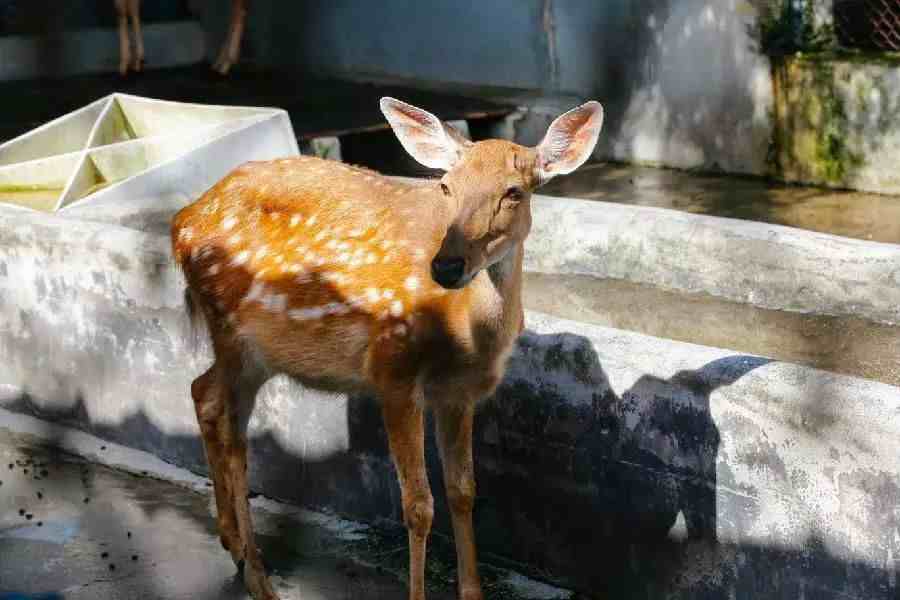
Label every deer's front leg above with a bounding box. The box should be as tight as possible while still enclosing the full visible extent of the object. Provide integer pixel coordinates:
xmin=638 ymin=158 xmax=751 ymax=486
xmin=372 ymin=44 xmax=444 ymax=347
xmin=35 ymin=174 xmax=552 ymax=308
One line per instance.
xmin=435 ymin=402 xmax=483 ymax=600
xmin=382 ymin=388 xmax=434 ymax=600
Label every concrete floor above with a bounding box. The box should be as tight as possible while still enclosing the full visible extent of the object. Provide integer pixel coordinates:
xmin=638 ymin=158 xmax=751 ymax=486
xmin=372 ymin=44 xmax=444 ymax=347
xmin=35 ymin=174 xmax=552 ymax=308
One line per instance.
xmin=0 ymin=424 xmax=571 ymax=600
xmin=541 ymin=162 xmax=900 ymax=245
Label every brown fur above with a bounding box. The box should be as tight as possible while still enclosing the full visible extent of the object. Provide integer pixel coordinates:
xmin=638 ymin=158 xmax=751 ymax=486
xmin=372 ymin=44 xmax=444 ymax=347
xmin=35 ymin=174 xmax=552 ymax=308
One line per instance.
xmin=171 ymin=98 xmax=603 ymax=600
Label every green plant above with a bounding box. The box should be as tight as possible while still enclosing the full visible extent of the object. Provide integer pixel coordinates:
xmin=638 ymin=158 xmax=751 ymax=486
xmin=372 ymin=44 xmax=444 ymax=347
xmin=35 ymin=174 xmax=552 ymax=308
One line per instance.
xmin=752 ymin=0 xmax=835 ymax=56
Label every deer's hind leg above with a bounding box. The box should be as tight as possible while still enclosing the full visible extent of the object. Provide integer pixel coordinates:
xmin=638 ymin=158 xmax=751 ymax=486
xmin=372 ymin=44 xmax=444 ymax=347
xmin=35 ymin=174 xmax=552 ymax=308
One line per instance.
xmin=191 ymin=337 xmax=279 ymax=599
xmin=380 ymin=383 xmax=433 ymax=600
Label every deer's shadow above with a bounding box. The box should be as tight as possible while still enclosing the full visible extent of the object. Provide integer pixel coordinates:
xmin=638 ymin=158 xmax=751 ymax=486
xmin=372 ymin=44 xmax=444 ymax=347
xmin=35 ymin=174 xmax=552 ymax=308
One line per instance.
xmin=467 ymin=328 xmax=771 ymax=588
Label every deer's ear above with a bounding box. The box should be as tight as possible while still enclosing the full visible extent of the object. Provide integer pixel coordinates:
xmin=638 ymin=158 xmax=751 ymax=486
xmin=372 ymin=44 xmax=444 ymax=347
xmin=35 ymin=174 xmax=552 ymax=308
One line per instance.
xmin=535 ymin=101 xmax=604 ymax=184
xmin=380 ymin=97 xmax=470 ymax=171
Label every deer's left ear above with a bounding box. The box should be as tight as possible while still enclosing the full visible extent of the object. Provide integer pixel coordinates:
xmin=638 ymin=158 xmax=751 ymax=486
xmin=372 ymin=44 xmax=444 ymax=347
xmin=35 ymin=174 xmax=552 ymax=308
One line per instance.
xmin=380 ymin=97 xmax=471 ymax=171
xmin=535 ymin=101 xmax=604 ymax=185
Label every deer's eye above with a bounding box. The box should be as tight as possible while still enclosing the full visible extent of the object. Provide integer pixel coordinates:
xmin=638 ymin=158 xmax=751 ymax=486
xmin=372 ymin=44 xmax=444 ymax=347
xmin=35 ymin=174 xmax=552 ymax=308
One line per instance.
xmin=500 ymin=187 xmax=524 ymax=210
xmin=505 ymin=187 xmax=524 ymax=201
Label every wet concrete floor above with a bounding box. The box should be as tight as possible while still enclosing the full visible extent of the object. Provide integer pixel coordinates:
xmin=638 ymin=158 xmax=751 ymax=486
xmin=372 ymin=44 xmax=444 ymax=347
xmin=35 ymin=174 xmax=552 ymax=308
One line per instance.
xmin=541 ymin=163 xmax=900 ymax=245
xmin=523 ymin=273 xmax=900 ymax=387
xmin=0 ymin=427 xmax=568 ymax=600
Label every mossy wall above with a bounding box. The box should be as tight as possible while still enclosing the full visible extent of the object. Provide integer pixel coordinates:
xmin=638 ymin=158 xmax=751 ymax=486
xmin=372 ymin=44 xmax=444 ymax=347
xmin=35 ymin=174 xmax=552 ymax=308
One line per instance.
xmin=771 ymin=53 xmax=900 ymax=193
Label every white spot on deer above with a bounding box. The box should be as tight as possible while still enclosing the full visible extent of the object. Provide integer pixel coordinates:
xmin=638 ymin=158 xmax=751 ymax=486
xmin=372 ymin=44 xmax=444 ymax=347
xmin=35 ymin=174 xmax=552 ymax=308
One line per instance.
xmin=314 ymin=257 xmax=326 ymax=267
xmin=337 ymin=253 xmax=351 ymax=264
xmin=274 ymin=254 xmax=285 ymax=264
xmin=254 ymin=246 xmax=269 ymax=260
xmin=208 ymin=263 xmax=221 ymax=276
xmin=394 ymin=323 xmax=408 ymax=336
xmin=325 ymin=302 xmax=350 ymax=315
xmin=245 ymin=281 xmax=266 ymax=303
xmin=382 ymin=289 xmax=395 ymax=300
xmin=261 ymin=293 xmax=287 ymax=313
xmin=390 ymin=300 xmax=404 ymax=318
xmin=227 ymin=234 xmax=242 ymax=247
xmin=349 ymin=228 xmax=364 ymax=238
xmin=314 ymin=230 xmax=328 ymax=243
xmin=296 ymin=272 xmax=313 ymax=284
xmin=325 ymin=239 xmax=338 ymax=250
xmin=322 ymin=272 xmax=346 ymax=285
xmin=413 ymin=248 xmax=426 ymax=260
xmin=288 ymin=263 xmax=304 ymax=274
xmin=380 ymin=240 xmax=393 ymax=250
xmin=223 ymin=216 xmax=237 ymax=231
xmin=306 ymin=215 xmax=318 ymax=227
xmin=179 ymin=227 xmax=194 ymax=242
xmin=270 ymin=211 xmax=281 ymax=220
xmin=365 ymin=253 xmax=378 ymax=265
xmin=366 ymin=287 xmax=380 ymax=303
xmin=290 ymin=214 xmax=302 ymax=227
xmin=289 ymin=306 xmax=326 ymax=321
xmin=404 ymin=276 xmax=420 ymax=291
xmin=232 ymin=250 xmax=250 ymax=266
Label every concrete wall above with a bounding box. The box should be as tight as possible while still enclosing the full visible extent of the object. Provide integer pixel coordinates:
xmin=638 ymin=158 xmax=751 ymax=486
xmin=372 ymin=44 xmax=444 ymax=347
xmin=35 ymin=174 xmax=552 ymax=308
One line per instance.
xmin=772 ymin=54 xmax=900 ymax=195
xmin=229 ymin=0 xmax=773 ymax=176
xmin=527 ymin=195 xmax=900 ymax=325
xmin=0 ymin=21 xmax=204 ymax=81
xmin=1 ymin=197 xmax=899 ymax=597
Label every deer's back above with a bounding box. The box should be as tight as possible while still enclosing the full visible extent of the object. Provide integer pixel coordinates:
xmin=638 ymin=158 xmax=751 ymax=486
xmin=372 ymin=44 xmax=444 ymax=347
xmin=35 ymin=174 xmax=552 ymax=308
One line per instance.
xmin=171 ymin=157 xmax=493 ymax=393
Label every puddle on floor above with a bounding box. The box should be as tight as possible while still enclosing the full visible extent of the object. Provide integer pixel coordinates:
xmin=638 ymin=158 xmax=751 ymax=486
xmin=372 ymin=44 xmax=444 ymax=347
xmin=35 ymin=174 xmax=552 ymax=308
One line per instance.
xmin=0 ymin=428 xmax=564 ymax=600
xmin=542 ymin=163 xmax=900 ymax=245
xmin=523 ymin=272 xmax=900 ymax=386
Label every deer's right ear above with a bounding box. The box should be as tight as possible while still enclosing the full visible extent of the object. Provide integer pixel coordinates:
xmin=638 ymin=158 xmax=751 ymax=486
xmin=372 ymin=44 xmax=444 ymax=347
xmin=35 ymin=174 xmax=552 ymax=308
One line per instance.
xmin=535 ymin=101 xmax=604 ymax=185
xmin=380 ymin=97 xmax=470 ymax=171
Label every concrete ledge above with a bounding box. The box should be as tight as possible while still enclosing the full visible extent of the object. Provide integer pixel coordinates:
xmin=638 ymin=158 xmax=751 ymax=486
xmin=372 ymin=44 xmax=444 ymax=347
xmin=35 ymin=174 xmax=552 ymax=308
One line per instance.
xmin=1 ymin=207 xmax=898 ymax=597
xmin=527 ymin=194 xmax=900 ymax=324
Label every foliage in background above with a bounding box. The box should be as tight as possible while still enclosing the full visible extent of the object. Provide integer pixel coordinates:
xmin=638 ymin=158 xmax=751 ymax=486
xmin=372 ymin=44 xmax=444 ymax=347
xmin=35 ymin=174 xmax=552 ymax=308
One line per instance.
xmin=751 ymin=0 xmax=836 ymax=56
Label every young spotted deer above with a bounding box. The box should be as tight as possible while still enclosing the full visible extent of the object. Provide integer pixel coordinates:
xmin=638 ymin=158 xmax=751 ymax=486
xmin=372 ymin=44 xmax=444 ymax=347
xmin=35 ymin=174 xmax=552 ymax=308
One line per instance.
xmin=171 ymin=97 xmax=603 ymax=600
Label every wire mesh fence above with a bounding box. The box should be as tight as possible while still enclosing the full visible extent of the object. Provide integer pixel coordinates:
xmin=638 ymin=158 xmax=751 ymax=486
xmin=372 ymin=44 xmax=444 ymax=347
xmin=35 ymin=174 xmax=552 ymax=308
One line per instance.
xmin=835 ymin=0 xmax=900 ymax=50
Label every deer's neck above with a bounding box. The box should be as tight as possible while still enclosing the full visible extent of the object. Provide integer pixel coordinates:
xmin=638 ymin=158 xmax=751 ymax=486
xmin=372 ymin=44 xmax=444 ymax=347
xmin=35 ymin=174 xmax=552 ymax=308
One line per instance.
xmin=483 ymin=241 xmax=525 ymax=336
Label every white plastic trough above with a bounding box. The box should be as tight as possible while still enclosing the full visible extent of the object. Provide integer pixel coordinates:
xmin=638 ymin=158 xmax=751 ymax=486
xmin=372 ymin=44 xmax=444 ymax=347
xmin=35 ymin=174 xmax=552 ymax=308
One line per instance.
xmin=0 ymin=93 xmax=299 ymax=213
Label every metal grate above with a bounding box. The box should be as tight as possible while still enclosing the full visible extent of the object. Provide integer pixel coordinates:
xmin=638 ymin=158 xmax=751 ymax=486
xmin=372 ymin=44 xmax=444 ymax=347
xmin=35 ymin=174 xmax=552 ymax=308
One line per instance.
xmin=835 ymin=0 xmax=900 ymax=51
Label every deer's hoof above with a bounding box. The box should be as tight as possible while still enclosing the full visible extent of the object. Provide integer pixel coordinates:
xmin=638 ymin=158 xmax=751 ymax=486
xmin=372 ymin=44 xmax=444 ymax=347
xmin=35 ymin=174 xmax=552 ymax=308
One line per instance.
xmin=459 ymin=585 xmax=484 ymax=600
xmin=243 ymin=560 xmax=280 ymax=600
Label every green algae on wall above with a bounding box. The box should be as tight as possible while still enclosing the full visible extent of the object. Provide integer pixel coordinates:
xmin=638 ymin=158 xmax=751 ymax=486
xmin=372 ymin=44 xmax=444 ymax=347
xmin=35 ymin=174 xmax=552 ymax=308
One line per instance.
xmin=770 ymin=56 xmax=864 ymax=187
xmin=770 ymin=52 xmax=900 ymax=194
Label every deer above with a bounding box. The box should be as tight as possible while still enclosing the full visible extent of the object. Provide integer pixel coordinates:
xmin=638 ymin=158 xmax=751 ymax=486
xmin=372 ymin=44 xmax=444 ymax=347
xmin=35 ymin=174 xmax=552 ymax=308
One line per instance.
xmin=170 ymin=97 xmax=604 ymax=600
xmin=114 ymin=0 xmax=249 ymax=76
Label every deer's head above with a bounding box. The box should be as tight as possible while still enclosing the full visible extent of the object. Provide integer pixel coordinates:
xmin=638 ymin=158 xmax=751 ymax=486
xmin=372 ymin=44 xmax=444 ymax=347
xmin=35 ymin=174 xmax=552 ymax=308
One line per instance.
xmin=381 ymin=97 xmax=604 ymax=289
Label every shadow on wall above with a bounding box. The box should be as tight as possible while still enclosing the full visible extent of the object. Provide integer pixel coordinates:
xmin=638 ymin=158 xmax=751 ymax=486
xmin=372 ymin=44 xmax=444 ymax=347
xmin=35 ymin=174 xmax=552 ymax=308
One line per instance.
xmin=9 ymin=319 xmax=896 ymax=597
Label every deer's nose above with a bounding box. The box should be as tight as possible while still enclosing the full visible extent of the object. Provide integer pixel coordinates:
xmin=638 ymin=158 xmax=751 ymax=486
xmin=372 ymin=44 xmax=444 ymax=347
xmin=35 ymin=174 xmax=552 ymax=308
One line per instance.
xmin=431 ymin=257 xmax=466 ymax=289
